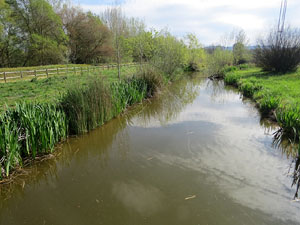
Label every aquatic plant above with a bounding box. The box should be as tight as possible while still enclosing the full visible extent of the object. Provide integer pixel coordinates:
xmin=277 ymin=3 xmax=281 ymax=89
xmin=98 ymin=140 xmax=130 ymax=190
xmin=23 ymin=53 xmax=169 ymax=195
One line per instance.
xmin=238 ymin=80 xmax=262 ymax=98
xmin=0 ymin=103 xmax=67 ymax=178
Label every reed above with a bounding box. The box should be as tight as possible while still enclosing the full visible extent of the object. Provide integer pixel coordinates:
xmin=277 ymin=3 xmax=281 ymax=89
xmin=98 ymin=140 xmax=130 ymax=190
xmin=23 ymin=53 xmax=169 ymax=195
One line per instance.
xmin=0 ymin=103 xmax=67 ymax=178
xmin=60 ymin=67 xmax=163 ymax=135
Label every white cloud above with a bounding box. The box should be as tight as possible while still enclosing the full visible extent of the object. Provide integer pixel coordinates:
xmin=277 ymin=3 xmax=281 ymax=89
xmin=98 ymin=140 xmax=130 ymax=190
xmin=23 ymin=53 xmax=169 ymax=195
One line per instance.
xmin=79 ymin=0 xmax=300 ymax=45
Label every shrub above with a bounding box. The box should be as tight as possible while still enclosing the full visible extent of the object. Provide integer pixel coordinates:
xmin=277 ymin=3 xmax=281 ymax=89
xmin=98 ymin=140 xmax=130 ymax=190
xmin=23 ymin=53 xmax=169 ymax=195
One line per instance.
xmin=254 ymin=27 xmax=300 ymax=73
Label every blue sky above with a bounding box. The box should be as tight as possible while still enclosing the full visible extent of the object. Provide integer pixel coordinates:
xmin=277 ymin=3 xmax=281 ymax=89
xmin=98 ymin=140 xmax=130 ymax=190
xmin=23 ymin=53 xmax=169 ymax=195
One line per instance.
xmin=76 ymin=0 xmax=300 ymax=45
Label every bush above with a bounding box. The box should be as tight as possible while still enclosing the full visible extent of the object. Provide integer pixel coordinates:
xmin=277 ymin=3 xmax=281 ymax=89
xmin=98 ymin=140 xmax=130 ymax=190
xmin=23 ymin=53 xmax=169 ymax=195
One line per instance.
xmin=254 ymin=27 xmax=300 ymax=73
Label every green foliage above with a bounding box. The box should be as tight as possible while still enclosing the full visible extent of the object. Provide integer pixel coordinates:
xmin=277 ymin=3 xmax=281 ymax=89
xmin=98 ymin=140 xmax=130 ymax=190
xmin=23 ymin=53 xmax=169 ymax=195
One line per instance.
xmin=224 ymin=73 xmax=241 ymax=86
xmin=275 ymin=106 xmax=300 ymax=138
xmin=258 ymin=96 xmax=279 ymax=115
xmin=59 ymin=66 xmax=161 ymax=135
xmin=0 ymin=102 xmax=67 ymax=177
xmin=151 ymin=30 xmax=186 ymax=77
xmin=60 ymin=78 xmax=114 ymax=134
xmin=184 ymin=33 xmax=206 ymax=71
xmin=130 ymin=31 xmax=155 ymax=63
xmin=207 ymin=47 xmax=233 ymax=77
xmin=61 ymin=6 xmax=112 ymax=64
xmin=238 ymin=78 xmax=262 ymax=98
xmin=2 ymin=0 xmax=67 ymax=66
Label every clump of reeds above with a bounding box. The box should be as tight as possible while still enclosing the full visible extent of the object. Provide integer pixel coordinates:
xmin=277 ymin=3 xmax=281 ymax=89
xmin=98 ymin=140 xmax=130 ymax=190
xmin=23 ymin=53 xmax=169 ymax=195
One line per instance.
xmin=275 ymin=105 xmax=300 ymax=138
xmin=60 ymin=67 xmax=163 ymax=135
xmin=0 ymin=103 xmax=67 ymax=178
xmin=60 ymin=78 xmax=114 ymax=135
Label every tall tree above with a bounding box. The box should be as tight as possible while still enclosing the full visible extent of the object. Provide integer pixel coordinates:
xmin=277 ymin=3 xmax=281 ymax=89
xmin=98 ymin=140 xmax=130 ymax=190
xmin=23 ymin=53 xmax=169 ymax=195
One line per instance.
xmin=60 ymin=5 xmax=112 ymax=64
xmin=0 ymin=0 xmax=24 ymax=67
xmin=6 ymin=0 xmax=67 ymax=66
xmin=232 ymin=29 xmax=249 ymax=65
xmin=102 ymin=6 xmax=128 ymax=79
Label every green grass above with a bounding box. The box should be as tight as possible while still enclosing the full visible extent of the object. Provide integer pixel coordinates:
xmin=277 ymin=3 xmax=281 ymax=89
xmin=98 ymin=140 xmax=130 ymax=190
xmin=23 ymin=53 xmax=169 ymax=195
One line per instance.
xmin=0 ymin=64 xmax=89 ymax=73
xmin=0 ymin=67 xmax=137 ymax=112
xmin=224 ymin=66 xmax=300 ymax=143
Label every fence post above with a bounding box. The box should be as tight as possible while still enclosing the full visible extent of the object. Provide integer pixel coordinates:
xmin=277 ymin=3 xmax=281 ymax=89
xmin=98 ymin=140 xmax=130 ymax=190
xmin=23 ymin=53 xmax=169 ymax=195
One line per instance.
xmin=46 ymin=69 xmax=49 ymax=78
xmin=88 ymin=67 xmax=90 ymax=75
xmin=81 ymin=67 xmax=83 ymax=75
xmin=20 ymin=71 xmax=23 ymax=79
xmin=4 ymin=72 xmax=6 ymax=83
xmin=34 ymin=70 xmax=37 ymax=77
xmin=57 ymin=68 xmax=59 ymax=75
xmin=66 ymin=66 xmax=68 ymax=75
xmin=74 ymin=67 xmax=76 ymax=75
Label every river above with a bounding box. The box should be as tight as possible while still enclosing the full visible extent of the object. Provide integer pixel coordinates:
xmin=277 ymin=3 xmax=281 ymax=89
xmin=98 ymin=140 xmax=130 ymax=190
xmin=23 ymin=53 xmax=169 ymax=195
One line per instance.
xmin=0 ymin=76 xmax=299 ymax=225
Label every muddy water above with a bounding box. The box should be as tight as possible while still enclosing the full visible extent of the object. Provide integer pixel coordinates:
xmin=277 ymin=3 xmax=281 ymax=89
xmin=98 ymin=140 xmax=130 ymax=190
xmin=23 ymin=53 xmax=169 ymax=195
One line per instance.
xmin=0 ymin=76 xmax=299 ymax=225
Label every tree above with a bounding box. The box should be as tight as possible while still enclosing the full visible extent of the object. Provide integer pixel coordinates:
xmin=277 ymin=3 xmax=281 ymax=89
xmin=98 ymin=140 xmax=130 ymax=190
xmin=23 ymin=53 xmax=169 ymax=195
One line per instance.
xmin=60 ymin=5 xmax=112 ymax=64
xmin=185 ymin=33 xmax=206 ymax=71
xmin=207 ymin=47 xmax=233 ymax=77
xmin=232 ymin=30 xmax=249 ymax=65
xmin=254 ymin=27 xmax=300 ymax=73
xmin=102 ymin=6 xmax=129 ymax=79
xmin=6 ymin=0 xmax=67 ymax=66
xmin=151 ymin=30 xmax=186 ymax=77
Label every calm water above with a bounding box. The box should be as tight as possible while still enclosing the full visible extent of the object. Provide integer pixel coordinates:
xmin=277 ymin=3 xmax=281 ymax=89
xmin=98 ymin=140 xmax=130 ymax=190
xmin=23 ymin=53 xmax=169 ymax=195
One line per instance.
xmin=0 ymin=76 xmax=299 ymax=225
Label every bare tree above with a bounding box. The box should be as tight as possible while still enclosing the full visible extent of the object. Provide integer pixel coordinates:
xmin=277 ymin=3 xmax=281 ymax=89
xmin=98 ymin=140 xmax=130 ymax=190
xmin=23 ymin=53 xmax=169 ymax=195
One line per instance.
xmin=102 ymin=6 xmax=128 ymax=79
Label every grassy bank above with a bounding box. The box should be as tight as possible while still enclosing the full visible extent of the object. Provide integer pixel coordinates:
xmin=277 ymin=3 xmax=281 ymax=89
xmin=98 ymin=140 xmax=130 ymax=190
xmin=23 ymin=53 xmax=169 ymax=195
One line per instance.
xmin=0 ymin=67 xmax=137 ymax=112
xmin=224 ymin=66 xmax=300 ymax=153
xmin=0 ymin=66 xmax=164 ymax=179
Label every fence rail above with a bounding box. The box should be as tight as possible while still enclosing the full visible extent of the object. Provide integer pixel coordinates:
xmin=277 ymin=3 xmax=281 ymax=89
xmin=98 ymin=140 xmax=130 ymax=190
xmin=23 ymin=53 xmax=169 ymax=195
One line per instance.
xmin=0 ymin=63 xmax=140 ymax=83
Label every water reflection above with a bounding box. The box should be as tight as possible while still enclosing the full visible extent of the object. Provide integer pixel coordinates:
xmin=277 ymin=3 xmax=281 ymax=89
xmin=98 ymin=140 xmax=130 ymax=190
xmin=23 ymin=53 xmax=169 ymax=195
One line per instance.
xmin=112 ymin=180 xmax=164 ymax=215
xmin=131 ymin=77 xmax=201 ymax=127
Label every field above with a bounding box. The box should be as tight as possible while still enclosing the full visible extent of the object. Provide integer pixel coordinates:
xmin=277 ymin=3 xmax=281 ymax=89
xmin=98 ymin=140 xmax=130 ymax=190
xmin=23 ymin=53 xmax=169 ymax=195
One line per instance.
xmin=225 ymin=67 xmax=300 ymax=106
xmin=0 ymin=66 xmax=138 ymax=112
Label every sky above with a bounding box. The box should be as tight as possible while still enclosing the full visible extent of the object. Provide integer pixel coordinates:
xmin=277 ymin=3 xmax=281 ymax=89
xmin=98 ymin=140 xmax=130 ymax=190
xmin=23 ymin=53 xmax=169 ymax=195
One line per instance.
xmin=75 ymin=0 xmax=300 ymax=46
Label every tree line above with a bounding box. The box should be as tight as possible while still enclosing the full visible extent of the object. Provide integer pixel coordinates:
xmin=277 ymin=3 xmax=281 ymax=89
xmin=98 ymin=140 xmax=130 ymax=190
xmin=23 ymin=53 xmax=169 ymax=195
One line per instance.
xmin=0 ymin=0 xmax=207 ymax=77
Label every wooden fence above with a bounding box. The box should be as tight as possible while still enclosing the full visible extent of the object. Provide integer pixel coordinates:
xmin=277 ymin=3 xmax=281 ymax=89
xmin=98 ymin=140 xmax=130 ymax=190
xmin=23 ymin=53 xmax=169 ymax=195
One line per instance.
xmin=0 ymin=63 xmax=140 ymax=83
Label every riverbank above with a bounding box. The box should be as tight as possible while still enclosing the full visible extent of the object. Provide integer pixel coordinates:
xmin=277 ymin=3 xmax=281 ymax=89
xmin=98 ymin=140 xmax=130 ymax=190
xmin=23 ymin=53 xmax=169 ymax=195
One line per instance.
xmin=0 ymin=66 xmax=164 ymax=179
xmin=224 ymin=66 xmax=300 ymax=155
xmin=0 ymin=66 xmax=137 ymax=111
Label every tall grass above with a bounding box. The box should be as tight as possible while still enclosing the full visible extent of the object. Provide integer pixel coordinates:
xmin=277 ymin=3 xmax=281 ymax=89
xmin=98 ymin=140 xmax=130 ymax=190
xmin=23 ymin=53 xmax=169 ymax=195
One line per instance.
xmin=0 ymin=103 xmax=67 ymax=178
xmin=60 ymin=79 xmax=114 ymax=135
xmin=60 ymin=67 xmax=164 ymax=135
